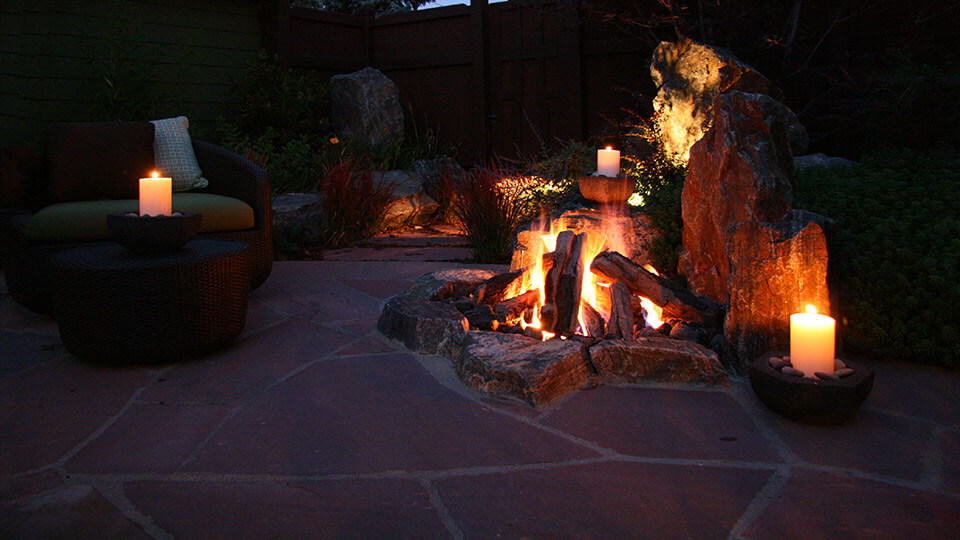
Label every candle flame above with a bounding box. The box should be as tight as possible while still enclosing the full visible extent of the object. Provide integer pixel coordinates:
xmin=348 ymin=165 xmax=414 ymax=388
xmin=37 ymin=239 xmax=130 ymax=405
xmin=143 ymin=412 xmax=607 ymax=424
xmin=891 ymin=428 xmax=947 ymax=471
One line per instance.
xmin=151 ymin=171 xmax=159 ymax=178
xmin=605 ymin=145 xmax=612 ymax=150
xmin=806 ymin=304 xmax=817 ymax=315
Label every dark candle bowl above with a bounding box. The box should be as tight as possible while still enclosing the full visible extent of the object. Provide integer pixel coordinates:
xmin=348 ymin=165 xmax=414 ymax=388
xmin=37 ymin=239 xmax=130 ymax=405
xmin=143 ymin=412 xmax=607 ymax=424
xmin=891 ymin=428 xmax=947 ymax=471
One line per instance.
xmin=106 ymin=212 xmax=202 ymax=253
xmin=748 ymin=352 xmax=874 ymax=425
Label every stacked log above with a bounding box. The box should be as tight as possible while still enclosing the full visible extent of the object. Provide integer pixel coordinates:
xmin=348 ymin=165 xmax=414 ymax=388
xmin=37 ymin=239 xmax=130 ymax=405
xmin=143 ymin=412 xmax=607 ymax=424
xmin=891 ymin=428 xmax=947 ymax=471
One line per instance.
xmin=591 ymin=251 xmax=722 ymax=325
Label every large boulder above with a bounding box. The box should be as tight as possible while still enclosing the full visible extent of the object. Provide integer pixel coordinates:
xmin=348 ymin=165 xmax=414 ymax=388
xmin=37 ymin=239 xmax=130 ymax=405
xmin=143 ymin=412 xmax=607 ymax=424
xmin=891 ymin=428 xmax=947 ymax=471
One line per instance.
xmin=724 ymin=214 xmax=831 ymax=367
xmin=651 ymin=37 xmax=807 ymax=164
xmin=330 ymin=67 xmax=404 ymax=147
xmin=374 ymin=170 xmax=440 ymax=228
xmin=679 ymin=91 xmax=796 ymax=303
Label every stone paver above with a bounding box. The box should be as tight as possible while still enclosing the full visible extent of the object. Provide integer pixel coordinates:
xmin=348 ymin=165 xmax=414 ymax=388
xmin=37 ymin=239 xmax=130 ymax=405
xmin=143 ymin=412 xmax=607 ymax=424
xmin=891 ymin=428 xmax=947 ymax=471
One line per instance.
xmin=0 ymin=358 xmax=157 ymax=473
xmin=2 ymin=259 xmax=959 ymax=539
xmin=65 ymin=404 xmax=232 ymax=474
xmin=434 ymin=461 xmax=773 ymax=538
xmin=1 ymin=484 xmax=149 ymax=539
xmin=183 ymin=353 xmax=597 ymax=475
xmin=139 ymin=318 xmax=353 ymax=405
xmin=764 ymin=408 xmax=932 ymax=481
xmin=542 ymin=386 xmax=781 ymax=462
xmin=126 ymin=478 xmax=448 ymax=538
xmin=745 ymin=469 xmax=960 ymax=539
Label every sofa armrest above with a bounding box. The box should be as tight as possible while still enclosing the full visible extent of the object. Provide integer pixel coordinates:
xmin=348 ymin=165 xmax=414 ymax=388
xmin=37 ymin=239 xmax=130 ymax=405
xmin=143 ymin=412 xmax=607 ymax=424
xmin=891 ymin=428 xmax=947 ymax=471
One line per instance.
xmin=192 ymin=139 xmax=271 ymax=233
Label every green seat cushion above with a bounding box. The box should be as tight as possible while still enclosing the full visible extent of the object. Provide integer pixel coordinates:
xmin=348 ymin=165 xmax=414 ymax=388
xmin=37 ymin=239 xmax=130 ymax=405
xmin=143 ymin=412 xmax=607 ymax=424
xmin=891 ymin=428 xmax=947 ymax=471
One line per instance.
xmin=25 ymin=193 xmax=255 ymax=242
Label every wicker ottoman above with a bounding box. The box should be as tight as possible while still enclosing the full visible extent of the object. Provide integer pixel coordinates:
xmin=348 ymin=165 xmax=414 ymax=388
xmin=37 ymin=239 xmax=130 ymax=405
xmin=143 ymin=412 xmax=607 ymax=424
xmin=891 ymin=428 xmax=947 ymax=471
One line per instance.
xmin=50 ymin=240 xmax=250 ymax=363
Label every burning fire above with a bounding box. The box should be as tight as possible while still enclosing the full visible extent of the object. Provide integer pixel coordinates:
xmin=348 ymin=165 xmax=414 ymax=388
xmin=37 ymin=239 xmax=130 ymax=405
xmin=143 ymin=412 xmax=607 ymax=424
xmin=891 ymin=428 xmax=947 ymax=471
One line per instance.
xmin=516 ymin=209 xmax=665 ymax=340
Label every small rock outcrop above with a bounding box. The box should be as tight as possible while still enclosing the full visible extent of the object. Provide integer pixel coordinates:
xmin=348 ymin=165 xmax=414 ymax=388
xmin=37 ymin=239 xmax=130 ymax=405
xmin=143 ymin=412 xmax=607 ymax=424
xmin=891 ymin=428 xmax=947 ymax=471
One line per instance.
xmin=679 ymin=91 xmax=796 ymax=304
xmin=331 ymin=67 xmax=404 ymax=147
xmin=412 ymin=157 xmax=465 ymax=204
xmin=794 ymin=153 xmax=856 ymax=170
xmin=725 ymin=214 xmax=831 ymax=366
xmin=650 ymin=37 xmax=807 ymax=164
xmin=271 ymin=192 xmax=323 ymax=242
xmin=374 ymin=170 xmax=440 ymax=228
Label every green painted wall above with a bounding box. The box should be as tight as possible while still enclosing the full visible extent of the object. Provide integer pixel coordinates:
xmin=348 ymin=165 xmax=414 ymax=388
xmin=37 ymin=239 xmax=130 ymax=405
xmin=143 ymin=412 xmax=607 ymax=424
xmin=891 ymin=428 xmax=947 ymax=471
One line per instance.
xmin=0 ymin=0 xmax=264 ymax=147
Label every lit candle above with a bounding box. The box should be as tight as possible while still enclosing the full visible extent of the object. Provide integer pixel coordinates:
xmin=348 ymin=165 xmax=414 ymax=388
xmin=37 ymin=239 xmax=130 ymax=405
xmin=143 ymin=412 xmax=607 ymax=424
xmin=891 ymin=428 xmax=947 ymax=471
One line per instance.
xmin=790 ymin=304 xmax=836 ymax=377
xmin=139 ymin=171 xmax=172 ymax=216
xmin=597 ymin=146 xmax=620 ymax=177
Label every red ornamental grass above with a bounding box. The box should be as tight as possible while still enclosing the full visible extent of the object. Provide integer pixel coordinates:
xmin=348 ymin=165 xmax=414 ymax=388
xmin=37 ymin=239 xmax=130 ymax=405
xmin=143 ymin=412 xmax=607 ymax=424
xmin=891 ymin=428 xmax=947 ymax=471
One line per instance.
xmin=321 ymin=159 xmax=397 ymax=247
xmin=449 ymin=166 xmax=526 ymax=263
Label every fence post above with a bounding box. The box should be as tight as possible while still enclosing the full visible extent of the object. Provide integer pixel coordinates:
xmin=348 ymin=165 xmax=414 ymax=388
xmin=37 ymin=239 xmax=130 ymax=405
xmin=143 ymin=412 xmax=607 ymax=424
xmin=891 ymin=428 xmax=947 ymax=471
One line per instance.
xmin=558 ymin=0 xmax=583 ymax=141
xmin=470 ymin=0 xmax=490 ymax=162
xmin=260 ymin=0 xmax=292 ymax=67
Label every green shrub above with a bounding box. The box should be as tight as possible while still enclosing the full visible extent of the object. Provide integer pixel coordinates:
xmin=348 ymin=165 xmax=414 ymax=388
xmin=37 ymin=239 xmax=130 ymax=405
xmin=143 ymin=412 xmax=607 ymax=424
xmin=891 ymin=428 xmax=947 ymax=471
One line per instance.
xmin=618 ymin=111 xmax=687 ymax=274
xmin=220 ymin=52 xmax=456 ymax=195
xmin=793 ymin=150 xmax=960 ymax=367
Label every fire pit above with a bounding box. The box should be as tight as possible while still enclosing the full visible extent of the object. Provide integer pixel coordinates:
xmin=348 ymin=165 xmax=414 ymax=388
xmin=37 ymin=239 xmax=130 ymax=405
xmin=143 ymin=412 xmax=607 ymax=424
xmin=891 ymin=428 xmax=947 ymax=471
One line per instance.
xmin=378 ymin=208 xmax=729 ymax=406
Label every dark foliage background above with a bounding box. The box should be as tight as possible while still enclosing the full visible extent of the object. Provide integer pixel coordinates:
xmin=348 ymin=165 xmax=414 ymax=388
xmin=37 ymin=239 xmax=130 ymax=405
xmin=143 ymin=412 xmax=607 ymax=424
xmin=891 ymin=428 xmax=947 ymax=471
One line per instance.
xmin=583 ymin=0 xmax=960 ymax=158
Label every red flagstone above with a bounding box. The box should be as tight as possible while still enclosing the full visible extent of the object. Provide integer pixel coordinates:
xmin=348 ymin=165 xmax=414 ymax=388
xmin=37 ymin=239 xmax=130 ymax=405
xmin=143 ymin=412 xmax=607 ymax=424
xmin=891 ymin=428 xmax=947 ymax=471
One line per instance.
xmin=542 ymin=386 xmax=781 ymax=462
xmin=745 ymin=469 xmax=960 ymax=539
xmin=65 ymin=404 xmax=232 ymax=474
xmin=125 ymin=479 xmax=447 ymax=538
xmin=434 ymin=461 xmax=772 ymax=538
xmin=183 ymin=354 xmax=597 ymax=475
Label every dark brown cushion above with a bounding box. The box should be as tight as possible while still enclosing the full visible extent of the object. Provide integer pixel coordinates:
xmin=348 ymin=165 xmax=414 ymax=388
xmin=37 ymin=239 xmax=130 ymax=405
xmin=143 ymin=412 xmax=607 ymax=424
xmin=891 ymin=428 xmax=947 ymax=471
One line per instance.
xmin=44 ymin=122 xmax=156 ymax=203
xmin=0 ymin=146 xmax=36 ymax=208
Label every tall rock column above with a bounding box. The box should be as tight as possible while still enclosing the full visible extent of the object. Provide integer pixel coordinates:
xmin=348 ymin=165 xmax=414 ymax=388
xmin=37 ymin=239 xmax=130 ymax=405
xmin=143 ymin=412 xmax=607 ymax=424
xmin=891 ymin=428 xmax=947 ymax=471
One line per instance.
xmin=724 ymin=212 xmax=831 ymax=366
xmin=679 ymin=91 xmax=796 ymax=304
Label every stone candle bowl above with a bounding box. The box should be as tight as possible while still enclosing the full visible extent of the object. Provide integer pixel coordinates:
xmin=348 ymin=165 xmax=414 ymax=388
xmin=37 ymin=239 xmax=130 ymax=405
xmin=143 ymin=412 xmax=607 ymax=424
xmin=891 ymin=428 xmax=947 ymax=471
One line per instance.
xmin=578 ymin=175 xmax=633 ymax=204
xmin=748 ymin=351 xmax=874 ymax=425
xmin=107 ymin=212 xmax=202 ymax=253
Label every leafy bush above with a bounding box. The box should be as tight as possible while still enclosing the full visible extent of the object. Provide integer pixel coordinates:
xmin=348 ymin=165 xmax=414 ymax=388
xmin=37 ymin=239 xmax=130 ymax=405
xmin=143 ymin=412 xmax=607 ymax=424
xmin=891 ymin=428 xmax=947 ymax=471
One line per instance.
xmin=220 ymin=52 xmax=456 ymax=195
xmin=319 ymin=160 xmax=398 ymax=248
xmin=793 ymin=150 xmax=960 ymax=367
xmin=618 ymin=111 xmax=688 ymax=274
xmin=446 ymin=165 xmax=528 ymax=264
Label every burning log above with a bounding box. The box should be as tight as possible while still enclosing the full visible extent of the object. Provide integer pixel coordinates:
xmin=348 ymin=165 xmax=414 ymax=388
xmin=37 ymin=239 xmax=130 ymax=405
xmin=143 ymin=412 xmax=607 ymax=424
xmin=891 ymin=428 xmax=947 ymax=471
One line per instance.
xmin=590 ymin=251 xmax=723 ymax=325
xmin=476 ymin=268 xmax=524 ymax=306
xmin=581 ymin=302 xmax=606 ymax=339
xmin=555 ymin=232 xmax=586 ymax=336
xmin=493 ymin=289 xmax=540 ymax=323
xmin=606 ymin=282 xmax=634 ymax=340
xmin=476 ymin=255 xmax=555 ymax=306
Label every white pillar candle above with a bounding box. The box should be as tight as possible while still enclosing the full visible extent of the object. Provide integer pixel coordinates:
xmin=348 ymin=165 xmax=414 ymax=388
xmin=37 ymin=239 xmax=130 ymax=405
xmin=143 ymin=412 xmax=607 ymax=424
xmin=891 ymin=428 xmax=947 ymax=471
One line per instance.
xmin=139 ymin=171 xmax=172 ymax=216
xmin=597 ymin=146 xmax=620 ymax=177
xmin=790 ymin=304 xmax=836 ymax=377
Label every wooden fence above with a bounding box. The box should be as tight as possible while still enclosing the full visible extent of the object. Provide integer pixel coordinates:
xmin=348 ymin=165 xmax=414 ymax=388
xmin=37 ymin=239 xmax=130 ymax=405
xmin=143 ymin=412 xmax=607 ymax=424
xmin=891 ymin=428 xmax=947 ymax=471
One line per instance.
xmin=263 ymin=0 xmax=654 ymax=165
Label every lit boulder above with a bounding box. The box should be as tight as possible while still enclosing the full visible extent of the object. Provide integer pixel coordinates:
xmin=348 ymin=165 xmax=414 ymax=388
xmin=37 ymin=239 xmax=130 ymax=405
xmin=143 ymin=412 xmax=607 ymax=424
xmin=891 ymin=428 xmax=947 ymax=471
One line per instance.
xmin=650 ymin=37 xmax=807 ymax=165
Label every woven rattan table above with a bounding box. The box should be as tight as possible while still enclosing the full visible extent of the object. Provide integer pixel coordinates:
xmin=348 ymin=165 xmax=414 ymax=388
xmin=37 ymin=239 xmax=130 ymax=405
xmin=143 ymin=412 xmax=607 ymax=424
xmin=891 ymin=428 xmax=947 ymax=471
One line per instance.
xmin=50 ymin=239 xmax=250 ymax=363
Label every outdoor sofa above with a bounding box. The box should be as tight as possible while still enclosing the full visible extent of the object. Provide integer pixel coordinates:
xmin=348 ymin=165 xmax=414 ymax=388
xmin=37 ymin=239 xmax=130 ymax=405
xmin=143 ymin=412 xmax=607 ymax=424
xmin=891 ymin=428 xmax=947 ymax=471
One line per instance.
xmin=0 ymin=120 xmax=272 ymax=315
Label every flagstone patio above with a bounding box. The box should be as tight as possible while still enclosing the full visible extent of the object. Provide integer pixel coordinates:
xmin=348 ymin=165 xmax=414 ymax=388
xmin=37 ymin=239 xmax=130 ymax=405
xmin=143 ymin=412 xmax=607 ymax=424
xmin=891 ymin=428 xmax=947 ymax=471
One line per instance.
xmin=1 ymin=253 xmax=959 ymax=538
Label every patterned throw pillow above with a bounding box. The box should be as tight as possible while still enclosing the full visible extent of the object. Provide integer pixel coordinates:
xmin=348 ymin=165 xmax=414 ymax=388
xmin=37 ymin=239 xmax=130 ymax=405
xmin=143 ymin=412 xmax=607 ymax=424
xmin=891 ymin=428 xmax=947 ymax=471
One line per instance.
xmin=150 ymin=116 xmax=208 ymax=191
